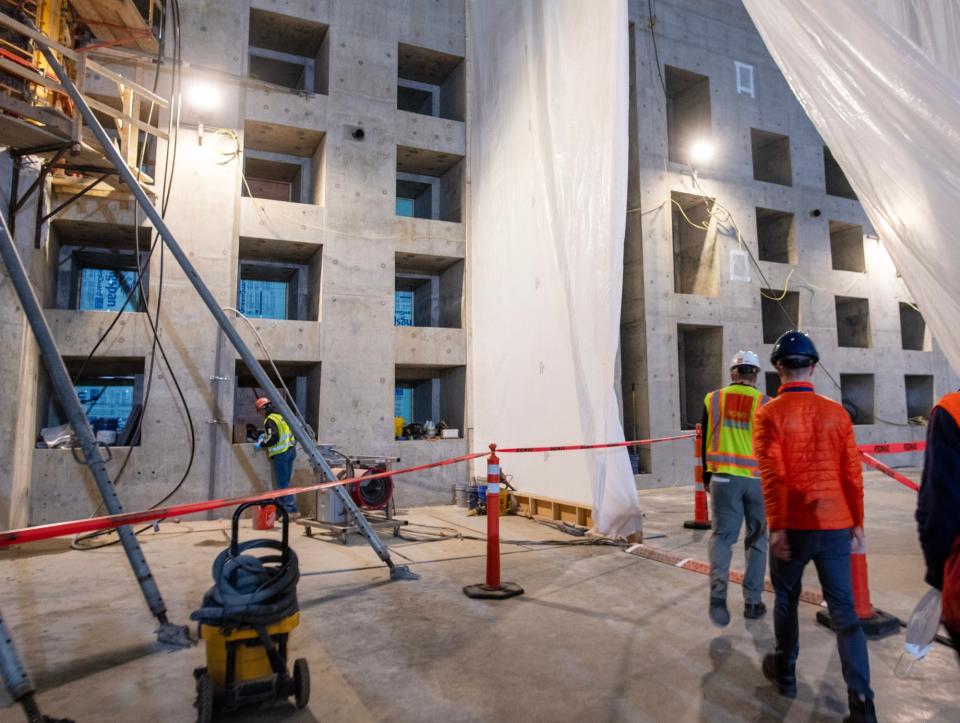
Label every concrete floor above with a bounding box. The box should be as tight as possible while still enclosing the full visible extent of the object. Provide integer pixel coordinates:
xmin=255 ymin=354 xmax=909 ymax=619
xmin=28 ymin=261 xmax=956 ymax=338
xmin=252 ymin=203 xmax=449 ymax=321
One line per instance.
xmin=1 ymin=472 xmax=957 ymax=722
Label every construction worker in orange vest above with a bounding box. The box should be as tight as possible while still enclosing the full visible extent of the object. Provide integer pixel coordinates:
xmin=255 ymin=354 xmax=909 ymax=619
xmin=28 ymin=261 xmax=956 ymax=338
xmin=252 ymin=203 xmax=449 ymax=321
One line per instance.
xmin=917 ymin=390 xmax=960 ymax=661
xmin=701 ymin=350 xmax=770 ymax=627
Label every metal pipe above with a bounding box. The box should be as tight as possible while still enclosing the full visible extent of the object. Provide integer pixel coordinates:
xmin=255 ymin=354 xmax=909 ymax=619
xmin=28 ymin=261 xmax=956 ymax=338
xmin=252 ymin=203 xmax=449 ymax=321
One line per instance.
xmin=0 ymin=606 xmax=33 ymax=706
xmin=0 ymin=207 xmax=190 ymax=646
xmin=35 ymin=40 xmax=414 ymax=579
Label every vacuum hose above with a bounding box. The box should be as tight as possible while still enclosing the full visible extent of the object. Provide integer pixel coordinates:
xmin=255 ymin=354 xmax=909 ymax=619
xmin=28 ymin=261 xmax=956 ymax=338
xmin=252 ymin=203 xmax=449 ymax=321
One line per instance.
xmin=191 ymin=504 xmax=299 ymax=627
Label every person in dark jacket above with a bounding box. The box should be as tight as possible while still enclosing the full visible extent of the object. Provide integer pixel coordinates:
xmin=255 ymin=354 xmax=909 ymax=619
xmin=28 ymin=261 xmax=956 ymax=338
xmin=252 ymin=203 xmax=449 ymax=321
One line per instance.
xmin=917 ymin=391 xmax=960 ymax=660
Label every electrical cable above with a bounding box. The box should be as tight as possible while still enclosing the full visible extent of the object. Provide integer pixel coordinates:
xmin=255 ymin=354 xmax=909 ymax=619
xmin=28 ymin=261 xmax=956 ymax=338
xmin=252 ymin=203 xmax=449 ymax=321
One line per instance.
xmin=220 ymin=306 xmax=309 ymax=427
xmin=678 ymin=169 xmax=918 ymax=428
xmin=646 ymin=0 xmax=666 ymax=92
xmin=73 ymin=0 xmax=193 ymax=549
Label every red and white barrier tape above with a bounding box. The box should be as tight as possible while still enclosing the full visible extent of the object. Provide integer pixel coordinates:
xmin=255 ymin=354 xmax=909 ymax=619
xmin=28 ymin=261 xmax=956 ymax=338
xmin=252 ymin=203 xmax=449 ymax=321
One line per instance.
xmin=857 ymin=441 xmax=925 ymax=455
xmin=497 ymin=433 xmax=694 ymax=454
xmin=0 ymin=433 xmax=692 ymax=549
xmin=859 ymin=452 xmax=920 ymax=492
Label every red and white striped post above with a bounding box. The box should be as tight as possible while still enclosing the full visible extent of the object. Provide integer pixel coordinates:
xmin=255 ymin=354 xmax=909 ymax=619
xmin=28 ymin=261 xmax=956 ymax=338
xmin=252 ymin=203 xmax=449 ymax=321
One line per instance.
xmin=816 ymin=532 xmax=899 ymax=638
xmin=463 ymin=444 xmax=524 ymax=600
xmin=683 ymin=423 xmax=711 ymax=530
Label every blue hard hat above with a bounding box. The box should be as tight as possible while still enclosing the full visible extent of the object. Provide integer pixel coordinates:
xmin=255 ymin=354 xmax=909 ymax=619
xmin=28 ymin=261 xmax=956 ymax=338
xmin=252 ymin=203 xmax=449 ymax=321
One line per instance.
xmin=770 ymin=330 xmax=819 ymax=365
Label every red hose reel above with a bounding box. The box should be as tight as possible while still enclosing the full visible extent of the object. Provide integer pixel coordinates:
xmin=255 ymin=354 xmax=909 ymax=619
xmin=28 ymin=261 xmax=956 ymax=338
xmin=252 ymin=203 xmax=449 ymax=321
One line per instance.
xmin=347 ymin=466 xmax=394 ymax=510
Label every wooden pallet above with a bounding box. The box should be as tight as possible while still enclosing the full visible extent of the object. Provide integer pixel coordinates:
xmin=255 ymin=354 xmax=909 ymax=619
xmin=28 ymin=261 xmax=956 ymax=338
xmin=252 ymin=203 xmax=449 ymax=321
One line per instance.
xmin=513 ymin=491 xmax=593 ymax=528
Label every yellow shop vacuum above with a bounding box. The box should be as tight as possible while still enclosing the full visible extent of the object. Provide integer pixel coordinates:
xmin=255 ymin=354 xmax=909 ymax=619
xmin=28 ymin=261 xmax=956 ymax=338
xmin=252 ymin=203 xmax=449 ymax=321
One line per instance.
xmin=191 ymin=502 xmax=309 ymax=721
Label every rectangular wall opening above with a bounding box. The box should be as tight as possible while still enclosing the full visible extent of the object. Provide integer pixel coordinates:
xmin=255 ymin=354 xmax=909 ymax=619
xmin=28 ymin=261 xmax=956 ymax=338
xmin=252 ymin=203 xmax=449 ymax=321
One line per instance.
xmin=233 ymin=361 xmax=321 ymax=443
xmin=824 ymin=146 xmax=857 ymax=200
xmin=41 ymin=357 xmax=145 ymax=446
xmin=672 ymin=191 xmax=717 ymax=296
xmin=841 ymin=373 xmax=874 ymax=425
xmin=756 ymin=207 xmax=796 ymax=264
xmin=835 ymin=296 xmax=871 ymax=348
xmin=248 ymin=8 xmax=329 ymax=93
xmin=394 ymin=252 xmax=463 ymax=328
xmin=397 ymin=43 xmax=465 ymax=122
xmin=51 ymin=221 xmax=152 ymax=312
xmin=237 ymin=237 xmax=322 ymax=321
xmin=665 ymin=66 xmax=711 ymax=165
xmin=761 ymin=290 xmax=799 ymax=343
xmin=899 ymin=303 xmax=931 ymax=351
xmin=677 ymin=324 xmax=723 ymax=430
xmin=905 ymin=374 xmax=934 ymax=422
xmin=765 ymin=372 xmax=781 ymax=398
xmin=243 ymin=120 xmax=326 ymax=205
xmin=829 ymin=221 xmax=865 ymax=272
xmin=394 ymin=365 xmax=465 ymax=436
xmin=396 ymin=145 xmax=464 ymax=223
xmin=751 ymin=128 xmax=792 ymax=186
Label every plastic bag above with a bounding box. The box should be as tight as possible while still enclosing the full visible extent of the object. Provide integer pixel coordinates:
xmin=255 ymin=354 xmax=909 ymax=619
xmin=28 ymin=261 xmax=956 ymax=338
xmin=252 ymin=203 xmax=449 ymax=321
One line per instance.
xmin=896 ymin=587 xmax=941 ymax=676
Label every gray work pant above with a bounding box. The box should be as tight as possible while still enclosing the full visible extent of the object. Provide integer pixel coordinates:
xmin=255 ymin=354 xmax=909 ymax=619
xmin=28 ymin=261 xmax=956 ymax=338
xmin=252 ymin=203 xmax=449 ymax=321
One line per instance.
xmin=708 ymin=473 xmax=767 ymax=604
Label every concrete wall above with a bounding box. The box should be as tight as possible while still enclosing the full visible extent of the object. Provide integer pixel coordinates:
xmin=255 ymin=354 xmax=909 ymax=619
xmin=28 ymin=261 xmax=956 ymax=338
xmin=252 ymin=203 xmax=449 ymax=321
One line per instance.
xmin=0 ymin=0 xmax=469 ymax=527
xmin=624 ymin=0 xmax=960 ymax=487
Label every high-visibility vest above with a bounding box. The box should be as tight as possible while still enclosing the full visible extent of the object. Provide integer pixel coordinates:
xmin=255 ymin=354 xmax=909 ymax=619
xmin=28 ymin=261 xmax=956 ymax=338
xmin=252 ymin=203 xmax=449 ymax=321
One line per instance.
xmin=935 ymin=391 xmax=960 ymax=427
xmin=265 ymin=413 xmax=295 ymax=458
xmin=704 ymin=383 xmax=769 ymax=478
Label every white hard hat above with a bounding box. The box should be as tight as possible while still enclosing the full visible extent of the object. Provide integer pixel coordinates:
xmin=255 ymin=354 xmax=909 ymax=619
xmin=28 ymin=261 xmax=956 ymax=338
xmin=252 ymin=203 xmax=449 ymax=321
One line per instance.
xmin=730 ymin=350 xmax=761 ymax=370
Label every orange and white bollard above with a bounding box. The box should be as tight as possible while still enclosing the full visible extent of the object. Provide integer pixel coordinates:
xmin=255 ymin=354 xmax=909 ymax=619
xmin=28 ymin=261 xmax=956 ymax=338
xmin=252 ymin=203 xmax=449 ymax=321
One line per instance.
xmin=816 ymin=533 xmax=899 ymax=638
xmin=463 ymin=444 xmax=524 ymax=600
xmin=683 ymin=424 xmax=711 ymax=530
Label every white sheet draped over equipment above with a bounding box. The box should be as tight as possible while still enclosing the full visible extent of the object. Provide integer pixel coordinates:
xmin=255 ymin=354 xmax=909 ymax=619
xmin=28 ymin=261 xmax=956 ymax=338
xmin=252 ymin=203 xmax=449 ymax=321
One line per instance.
xmin=742 ymin=0 xmax=960 ymax=376
xmin=467 ymin=0 xmax=642 ymax=538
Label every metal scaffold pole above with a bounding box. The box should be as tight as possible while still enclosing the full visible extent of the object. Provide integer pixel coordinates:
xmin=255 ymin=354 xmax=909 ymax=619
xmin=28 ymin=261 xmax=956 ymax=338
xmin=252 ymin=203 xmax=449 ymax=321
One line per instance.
xmin=33 ymin=39 xmax=416 ymax=581
xmin=0 ymin=206 xmax=191 ymax=648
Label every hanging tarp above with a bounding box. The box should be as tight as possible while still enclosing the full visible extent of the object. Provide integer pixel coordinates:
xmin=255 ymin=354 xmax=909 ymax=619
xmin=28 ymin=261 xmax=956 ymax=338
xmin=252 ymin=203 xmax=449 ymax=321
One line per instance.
xmin=467 ymin=0 xmax=641 ymax=537
xmin=742 ymin=0 xmax=960 ymax=375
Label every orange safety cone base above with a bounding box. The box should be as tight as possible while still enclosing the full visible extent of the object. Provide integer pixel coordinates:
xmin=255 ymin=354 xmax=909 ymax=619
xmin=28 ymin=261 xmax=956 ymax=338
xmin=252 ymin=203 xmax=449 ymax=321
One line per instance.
xmin=815 ymin=608 xmax=900 ymax=640
xmin=463 ymin=582 xmax=524 ymax=600
xmin=683 ymin=519 xmax=712 ymax=530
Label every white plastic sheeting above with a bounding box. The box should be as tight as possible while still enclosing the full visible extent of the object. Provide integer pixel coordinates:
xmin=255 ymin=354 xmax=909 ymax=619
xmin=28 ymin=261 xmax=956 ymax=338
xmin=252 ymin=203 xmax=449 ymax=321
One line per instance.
xmin=467 ymin=0 xmax=641 ymax=537
xmin=742 ymin=0 xmax=960 ymax=375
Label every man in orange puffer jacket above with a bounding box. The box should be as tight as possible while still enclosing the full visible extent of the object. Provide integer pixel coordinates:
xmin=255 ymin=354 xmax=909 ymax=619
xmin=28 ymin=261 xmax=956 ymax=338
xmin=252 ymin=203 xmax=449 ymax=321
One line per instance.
xmin=753 ymin=331 xmax=876 ymax=723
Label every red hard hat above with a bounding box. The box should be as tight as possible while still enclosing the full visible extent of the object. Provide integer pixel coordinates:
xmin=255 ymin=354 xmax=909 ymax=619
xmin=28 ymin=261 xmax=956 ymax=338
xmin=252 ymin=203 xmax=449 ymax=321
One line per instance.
xmin=255 ymin=397 xmax=271 ymax=411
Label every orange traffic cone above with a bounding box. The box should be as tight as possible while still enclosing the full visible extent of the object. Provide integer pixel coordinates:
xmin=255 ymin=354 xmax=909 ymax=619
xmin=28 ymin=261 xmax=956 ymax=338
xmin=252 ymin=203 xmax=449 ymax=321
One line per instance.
xmin=683 ymin=424 xmax=711 ymax=530
xmin=816 ymin=534 xmax=899 ymax=638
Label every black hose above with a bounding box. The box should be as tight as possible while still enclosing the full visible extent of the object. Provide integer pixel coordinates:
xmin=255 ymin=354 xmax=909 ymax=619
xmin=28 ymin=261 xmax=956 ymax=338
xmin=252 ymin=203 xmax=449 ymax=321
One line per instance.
xmin=191 ymin=538 xmax=299 ymax=627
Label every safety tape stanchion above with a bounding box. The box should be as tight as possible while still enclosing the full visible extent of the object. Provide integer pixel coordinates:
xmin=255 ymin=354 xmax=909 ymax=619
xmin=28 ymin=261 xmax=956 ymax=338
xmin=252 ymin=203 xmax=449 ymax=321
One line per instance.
xmin=463 ymin=444 xmax=523 ymax=600
xmin=683 ymin=423 xmax=711 ymax=530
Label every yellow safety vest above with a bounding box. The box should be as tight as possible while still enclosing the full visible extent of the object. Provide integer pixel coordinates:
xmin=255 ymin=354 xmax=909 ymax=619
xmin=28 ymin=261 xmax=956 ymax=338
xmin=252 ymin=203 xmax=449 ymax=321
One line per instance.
xmin=265 ymin=413 xmax=295 ymax=458
xmin=704 ymin=384 xmax=769 ymax=478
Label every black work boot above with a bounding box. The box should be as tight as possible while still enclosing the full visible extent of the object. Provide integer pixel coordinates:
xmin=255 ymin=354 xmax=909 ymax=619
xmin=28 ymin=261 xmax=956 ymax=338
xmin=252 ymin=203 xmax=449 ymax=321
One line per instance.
xmin=762 ymin=653 xmax=797 ymax=698
xmin=843 ymin=692 xmax=877 ymax=723
xmin=709 ymin=597 xmax=730 ymax=627
xmin=744 ymin=601 xmax=767 ymax=619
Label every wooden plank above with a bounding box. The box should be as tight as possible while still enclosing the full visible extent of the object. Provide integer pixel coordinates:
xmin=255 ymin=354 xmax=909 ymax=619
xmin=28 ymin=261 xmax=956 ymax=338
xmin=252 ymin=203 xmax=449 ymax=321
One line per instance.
xmin=0 ymin=93 xmax=73 ymax=136
xmin=85 ymin=95 xmax=167 ymax=139
xmin=69 ymin=0 xmax=121 ymax=43
xmin=0 ymin=56 xmax=63 ymax=93
xmin=85 ymin=58 xmax=167 ymax=107
xmin=69 ymin=0 xmax=158 ymax=54
xmin=0 ymin=113 xmax=69 ymax=149
xmin=0 ymin=11 xmax=79 ymax=61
